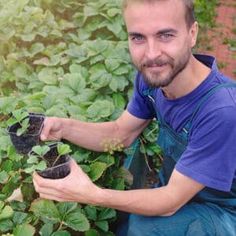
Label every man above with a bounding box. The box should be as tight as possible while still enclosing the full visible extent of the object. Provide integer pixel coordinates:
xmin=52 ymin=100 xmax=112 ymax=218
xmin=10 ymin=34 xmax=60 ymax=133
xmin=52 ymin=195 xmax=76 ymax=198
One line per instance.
xmin=33 ymin=0 xmax=236 ymax=235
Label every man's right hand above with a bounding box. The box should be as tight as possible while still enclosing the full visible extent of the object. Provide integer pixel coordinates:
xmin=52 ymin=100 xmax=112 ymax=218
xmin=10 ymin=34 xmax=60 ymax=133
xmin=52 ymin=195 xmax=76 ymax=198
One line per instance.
xmin=40 ymin=117 xmax=63 ymax=141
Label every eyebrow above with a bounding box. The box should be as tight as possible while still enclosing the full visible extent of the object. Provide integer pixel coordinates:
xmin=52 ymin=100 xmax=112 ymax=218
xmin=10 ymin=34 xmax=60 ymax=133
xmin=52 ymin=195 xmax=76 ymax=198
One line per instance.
xmin=128 ymin=32 xmax=144 ymax=37
xmin=156 ymin=28 xmax=178 ymax=35
xmin=128 ymin=28 xmax=178 ymax=37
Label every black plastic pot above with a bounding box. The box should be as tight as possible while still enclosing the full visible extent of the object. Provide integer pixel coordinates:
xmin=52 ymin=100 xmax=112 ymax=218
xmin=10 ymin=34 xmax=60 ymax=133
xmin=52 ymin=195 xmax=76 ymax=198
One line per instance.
xmin=34 ymin=143 xmax=71 ymax=179
xmin=7 ymin=113 xmax=45 ymax=155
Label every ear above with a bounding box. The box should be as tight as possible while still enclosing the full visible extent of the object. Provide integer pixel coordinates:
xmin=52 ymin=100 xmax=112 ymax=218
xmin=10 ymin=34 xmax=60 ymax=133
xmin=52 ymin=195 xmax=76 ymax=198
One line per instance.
xmin=190 ymin=21 xmax=198 ymax=48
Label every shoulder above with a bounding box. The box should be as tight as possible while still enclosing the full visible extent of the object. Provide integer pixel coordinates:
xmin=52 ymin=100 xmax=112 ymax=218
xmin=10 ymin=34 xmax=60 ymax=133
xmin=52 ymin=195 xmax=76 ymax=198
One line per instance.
xmin=190 ymin=81 xmax=236 ymax=132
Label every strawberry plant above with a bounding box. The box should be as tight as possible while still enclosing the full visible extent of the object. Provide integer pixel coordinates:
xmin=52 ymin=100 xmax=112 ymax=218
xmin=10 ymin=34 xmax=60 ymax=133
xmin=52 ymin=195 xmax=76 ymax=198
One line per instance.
xmin=26 ymin=142 xmax=72 ymax=179
xmin=6 ymin=109 xmax=45 ymax=155
xmin=6 ymin=109 xmax=30 ymax=137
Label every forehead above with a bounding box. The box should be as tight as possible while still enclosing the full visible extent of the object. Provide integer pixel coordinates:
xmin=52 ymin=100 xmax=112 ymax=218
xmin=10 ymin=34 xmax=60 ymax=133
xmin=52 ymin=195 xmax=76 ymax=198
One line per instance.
xmin=124 ymin=0 xmax=187 ymax=33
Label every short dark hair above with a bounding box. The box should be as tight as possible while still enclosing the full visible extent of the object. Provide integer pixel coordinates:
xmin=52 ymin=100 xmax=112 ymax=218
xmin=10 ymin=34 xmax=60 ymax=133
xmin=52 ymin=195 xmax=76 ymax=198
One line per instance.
xmin=122 ymin=0 xmax=195 ymax=29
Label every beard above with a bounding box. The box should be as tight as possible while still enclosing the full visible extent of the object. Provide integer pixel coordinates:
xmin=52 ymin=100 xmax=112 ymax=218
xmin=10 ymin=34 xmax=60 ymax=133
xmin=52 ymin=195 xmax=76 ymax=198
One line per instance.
xmin=134 ymin=49 xmax=191 ymax=88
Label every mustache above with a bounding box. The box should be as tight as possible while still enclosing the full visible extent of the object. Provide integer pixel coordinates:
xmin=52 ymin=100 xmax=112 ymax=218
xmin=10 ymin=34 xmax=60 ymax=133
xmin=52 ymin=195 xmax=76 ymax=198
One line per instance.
xmin=141 ymin=57 xmax=174 ymax=68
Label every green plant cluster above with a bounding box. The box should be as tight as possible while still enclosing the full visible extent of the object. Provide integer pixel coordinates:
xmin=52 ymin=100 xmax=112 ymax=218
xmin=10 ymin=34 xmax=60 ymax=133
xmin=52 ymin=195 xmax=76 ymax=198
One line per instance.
xmin=0 ymin=0 xmax=218 ymax=235
xmin=0 ymin=0 xmax=132 ymax=235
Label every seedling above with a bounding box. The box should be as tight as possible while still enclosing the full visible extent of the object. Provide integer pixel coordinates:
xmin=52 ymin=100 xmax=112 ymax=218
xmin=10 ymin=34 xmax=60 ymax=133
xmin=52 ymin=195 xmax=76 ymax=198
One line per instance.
xmin=7 ymin=109 xmax=30 ymax=136
xmin=25 ymin=143 xmax=72 ymax=177
xmin=52 ymin=143 xmax=72 ymax=167
xmin=7 ymin=110 xmax=45 ymax=155
xmin=25 ymin=145 xmax=50 ymax=173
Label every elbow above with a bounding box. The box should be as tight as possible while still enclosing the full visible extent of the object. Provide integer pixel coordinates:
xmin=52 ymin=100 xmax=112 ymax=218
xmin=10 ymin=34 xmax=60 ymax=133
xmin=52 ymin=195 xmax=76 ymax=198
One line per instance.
xmin=145 ymin=207 xmax=179 ymax=217
xmin=160 ymin=203 xmax=183 ymax=217
xmin=161 ymin=209 xmax=178 ymax=217
xmin=122 ymin=137 xmax=136 ymax=148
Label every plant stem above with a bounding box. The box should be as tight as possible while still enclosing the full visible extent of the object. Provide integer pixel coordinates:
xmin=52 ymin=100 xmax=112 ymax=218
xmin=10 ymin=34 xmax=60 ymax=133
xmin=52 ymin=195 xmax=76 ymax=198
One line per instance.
xmin=139 ymin=138 xmax=152 ymax=172
xmin=52 ymin=154 xmax=61 ymax=167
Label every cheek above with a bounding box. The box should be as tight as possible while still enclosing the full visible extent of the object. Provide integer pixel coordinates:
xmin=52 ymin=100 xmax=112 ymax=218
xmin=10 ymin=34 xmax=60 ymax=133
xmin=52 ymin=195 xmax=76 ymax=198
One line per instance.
xmin=165 ymin=39 xmax=190 ymax=58
xmin=129 ymin=44 xmax=145 ymax=64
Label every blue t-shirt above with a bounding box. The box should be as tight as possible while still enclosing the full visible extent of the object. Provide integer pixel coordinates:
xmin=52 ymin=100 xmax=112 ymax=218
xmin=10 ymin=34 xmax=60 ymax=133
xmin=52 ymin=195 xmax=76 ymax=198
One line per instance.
xmin=127 ymin=54 xmax=236 ymax=192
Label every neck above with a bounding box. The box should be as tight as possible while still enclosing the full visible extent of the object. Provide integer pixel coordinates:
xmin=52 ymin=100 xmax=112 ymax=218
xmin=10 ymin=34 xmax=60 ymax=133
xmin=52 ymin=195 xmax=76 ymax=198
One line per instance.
xmin=162 ymin=55 xmax=211 ymax=99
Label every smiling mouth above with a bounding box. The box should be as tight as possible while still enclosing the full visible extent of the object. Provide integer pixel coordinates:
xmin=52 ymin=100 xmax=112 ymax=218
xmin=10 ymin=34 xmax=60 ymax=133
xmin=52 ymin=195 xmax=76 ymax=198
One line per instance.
xmin=145 ymin=63 xmax=168 ymax=71
xmin=147 ymin=63 xmax=167 ymax=67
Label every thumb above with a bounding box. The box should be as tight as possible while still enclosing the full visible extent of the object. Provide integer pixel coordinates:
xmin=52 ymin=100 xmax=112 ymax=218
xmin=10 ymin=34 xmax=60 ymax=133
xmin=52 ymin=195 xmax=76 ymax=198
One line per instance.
xmin=40 ymin=117 xmax=49 ymax=141
xmin=70 ymin=159 xmax=81 ymax=172
xmin=69 ymin=159 xmax=87 ymax=176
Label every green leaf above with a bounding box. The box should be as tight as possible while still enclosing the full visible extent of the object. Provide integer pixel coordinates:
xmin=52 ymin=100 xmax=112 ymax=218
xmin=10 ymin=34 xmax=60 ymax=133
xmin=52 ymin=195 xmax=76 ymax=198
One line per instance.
xmin=95 ymin=220 xmax=109 ymax=232
xmin=30 ymin=199 xmax=60 ymax=221
xmin=85 ymin=229 xmax=100 ymax=236
xmin=13 ymin=223 xmax=35 ymax=236
xmin=63 ymin=73 xmax=86 ymax=92
xmin=89 ymin=162 xmax=107 ymax=181
xmin=0 ymin=219 xmax=13 ymax=232
xmin=64 ymin=208 xmax=90 ymax=232
xmin=98 ymin=208 xmax=116 ymax=221
xmin=107 ymin=8 xmax=121 ymax=17
xmin=52 ymin=231 xmax=71 ymax=236
xmin=105 ymin=59 xmax=120 ymax=72
xmin=31 ymin=145 xmax=50 ymax=157
xmin=87 ymin=100 xmax=114 ymax=120
xmin=27 ymin=155 xmax=39 ymax=164
xmin=84 ymin=205 xmax=97 ymax=221
xmin=38 ymin=67 xmax=62 ymax=85
xmin=112 ymin=93 xmax=126 ymax=109
xmin=0 ymin=205 xmax=13 ymax=221
xmin=89 ymin=68 xmax=111 ymax=90
xmin=13 ymin=64 xmax=29 ymax=79
xmin=57 ymin=202 xmax=78 ymax=218
xmin=30 ymin=43 xmax=45 ymax=56
xmin=12 ymin=211 xmax=28 ymax=225
xmin=109 ymin=76 xmax=128 ymax=92
xmin=0 ymin=171 xmax=9 ymax=184
xmin=35 ymin=160 xmax=47 ymax=171
xmin=57 ymin=143 xmax=72 ymax=156
xmin=84 ymin=5 xmax=98 ymax=17
xmin=39 ymin=223 xmax=54 ymax=236
xmin=71 ymin=89 xmax=97 ymax=104
xmin=95 ymin=154 xmax=115 ymax=168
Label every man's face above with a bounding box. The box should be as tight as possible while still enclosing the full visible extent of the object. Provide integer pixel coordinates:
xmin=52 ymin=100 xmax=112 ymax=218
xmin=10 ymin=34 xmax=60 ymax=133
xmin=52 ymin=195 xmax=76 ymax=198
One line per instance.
xmin=124 ymin=0 xmax=197 ymax=88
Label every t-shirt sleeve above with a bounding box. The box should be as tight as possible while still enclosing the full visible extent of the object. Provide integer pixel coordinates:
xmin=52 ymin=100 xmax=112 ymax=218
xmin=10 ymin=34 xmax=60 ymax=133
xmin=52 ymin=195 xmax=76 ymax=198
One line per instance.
xmin=127 ymin=72 xmax=155 ymax=119
xmin=176 ymin=106 xmax=236 ymax=192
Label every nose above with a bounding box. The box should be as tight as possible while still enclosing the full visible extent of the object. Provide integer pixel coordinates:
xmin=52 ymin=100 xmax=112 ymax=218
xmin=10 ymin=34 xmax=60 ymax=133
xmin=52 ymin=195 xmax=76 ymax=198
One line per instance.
xmin=145 ymin=39 xmax=162 ymax=60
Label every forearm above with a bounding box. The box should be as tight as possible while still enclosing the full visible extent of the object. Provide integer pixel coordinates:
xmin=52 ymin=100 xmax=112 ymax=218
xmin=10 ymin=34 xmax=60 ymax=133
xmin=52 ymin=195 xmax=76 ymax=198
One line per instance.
xmin=94 ymin=187 xmax=178 ymax=216
xmin=61 ymin=118 xmax=126 ymax=152
xmin=58 ymin=111 xmax=150 ymax=152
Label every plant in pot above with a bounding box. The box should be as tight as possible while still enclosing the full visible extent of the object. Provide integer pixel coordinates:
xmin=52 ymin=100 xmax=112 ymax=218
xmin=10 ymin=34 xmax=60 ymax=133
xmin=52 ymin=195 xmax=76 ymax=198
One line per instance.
xmin=7 ymin=109 xmax=45 ymax=155
xmin=26 ymin=142 xmax=72 ymax=179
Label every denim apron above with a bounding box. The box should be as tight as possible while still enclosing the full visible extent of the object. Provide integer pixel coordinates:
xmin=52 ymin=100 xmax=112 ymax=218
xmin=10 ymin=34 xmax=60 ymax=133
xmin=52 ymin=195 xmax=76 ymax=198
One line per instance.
xmin=125 ymin=83 xmax=236 ymax=236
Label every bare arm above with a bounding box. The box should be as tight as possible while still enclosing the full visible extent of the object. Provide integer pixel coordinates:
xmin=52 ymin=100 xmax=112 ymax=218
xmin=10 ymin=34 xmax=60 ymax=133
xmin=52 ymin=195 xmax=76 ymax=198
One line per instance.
xmin=41 ymin=110 xmax=151 ymax=151
xmin=97 ymin=169 xmax=204 ymax=216
xmin=33 ymin=161 xmax=204 ymax=216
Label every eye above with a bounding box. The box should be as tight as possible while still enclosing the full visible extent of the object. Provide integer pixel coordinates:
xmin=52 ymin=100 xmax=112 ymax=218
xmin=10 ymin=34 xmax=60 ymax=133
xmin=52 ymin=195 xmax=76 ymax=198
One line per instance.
xmin=129 ymin=34 xmax=145 ymax=44
xmin=159 ymin=33 xmax=174 ymax=41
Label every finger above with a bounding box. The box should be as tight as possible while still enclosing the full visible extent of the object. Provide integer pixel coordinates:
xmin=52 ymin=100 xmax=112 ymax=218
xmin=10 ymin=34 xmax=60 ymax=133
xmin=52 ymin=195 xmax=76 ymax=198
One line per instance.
xmin=40 ymin=117 xmax=50 ymax=141
xmin=33 ymin=176 xmax=64 ymax=197
xmin=38 ymin=193 xmax=75 ymax=202
xmin=70 ymin=159 xmax=86 ymax=174
xmin=69 ymin=158 xmax=79 ymax=172
xmin=33 ymin=171 xmax=63 ymax=189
